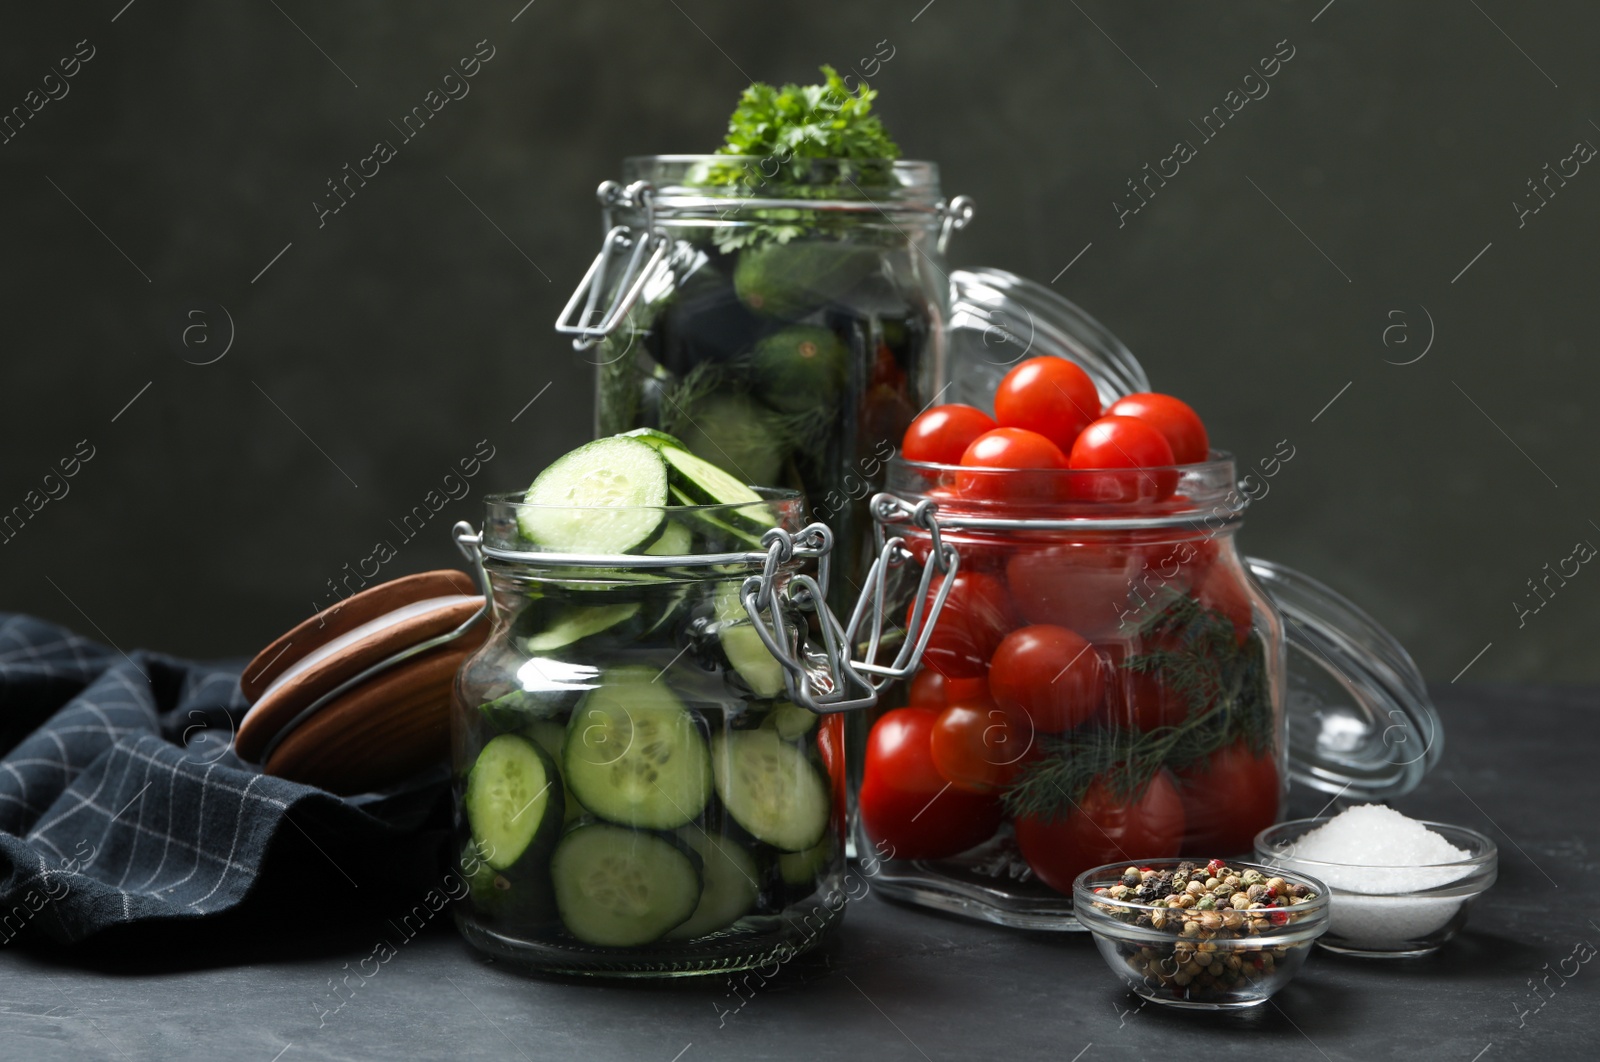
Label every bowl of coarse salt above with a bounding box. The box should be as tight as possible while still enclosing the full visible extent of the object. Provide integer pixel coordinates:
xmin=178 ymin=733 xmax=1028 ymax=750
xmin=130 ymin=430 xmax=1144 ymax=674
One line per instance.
xmin=1254 ymin=805 xmax=1496 ymax=958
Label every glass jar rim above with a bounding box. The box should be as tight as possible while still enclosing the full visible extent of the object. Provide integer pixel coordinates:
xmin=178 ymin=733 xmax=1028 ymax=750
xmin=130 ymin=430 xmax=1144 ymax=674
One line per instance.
xmin=619 ymin=156 xmax=943 ymax=208
xmin=886 ymin=452 xmax=1249 ymax=529
xmin=481 ymin=487 xmax=802 ymax=515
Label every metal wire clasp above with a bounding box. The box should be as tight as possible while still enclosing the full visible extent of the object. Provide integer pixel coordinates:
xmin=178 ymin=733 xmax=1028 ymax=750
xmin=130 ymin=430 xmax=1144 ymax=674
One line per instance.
xmin=554 ymin=180 xmax=670 ymax=350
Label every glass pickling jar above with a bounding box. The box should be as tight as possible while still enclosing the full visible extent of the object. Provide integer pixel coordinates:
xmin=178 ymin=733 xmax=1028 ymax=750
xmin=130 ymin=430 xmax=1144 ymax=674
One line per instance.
xmin=447 ymin=490 xmax=949 ymax=974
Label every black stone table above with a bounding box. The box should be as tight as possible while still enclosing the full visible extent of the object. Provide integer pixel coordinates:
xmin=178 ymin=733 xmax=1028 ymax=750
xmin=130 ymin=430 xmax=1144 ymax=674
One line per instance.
xmin=3 ymin=686 xmax=1594 ymax=1061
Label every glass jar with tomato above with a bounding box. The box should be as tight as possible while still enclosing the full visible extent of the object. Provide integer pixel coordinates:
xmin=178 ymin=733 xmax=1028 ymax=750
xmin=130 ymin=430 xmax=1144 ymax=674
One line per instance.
xmin=856 ymin=448 xmax=1434 ymax=929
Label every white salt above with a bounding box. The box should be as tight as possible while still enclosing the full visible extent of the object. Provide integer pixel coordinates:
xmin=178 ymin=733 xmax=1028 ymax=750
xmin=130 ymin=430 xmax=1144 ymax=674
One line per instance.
xmin=1272 ymin=804 xmax=1475 ymax=948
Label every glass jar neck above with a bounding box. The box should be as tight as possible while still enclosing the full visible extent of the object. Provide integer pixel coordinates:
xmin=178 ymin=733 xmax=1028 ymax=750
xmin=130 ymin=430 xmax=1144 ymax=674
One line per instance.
xmin=620 ymin=156 xmax=943 ymax=210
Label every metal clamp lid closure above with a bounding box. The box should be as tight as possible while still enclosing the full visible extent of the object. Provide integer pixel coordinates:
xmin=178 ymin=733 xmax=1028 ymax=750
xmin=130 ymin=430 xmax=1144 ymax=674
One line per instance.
xmin=555 ymin=180 xmax=975 ymax=350
xmin=555 ymin=180 xmax=671 ymax=350
xmin=456 ymin=516 xmax=958 ymax=717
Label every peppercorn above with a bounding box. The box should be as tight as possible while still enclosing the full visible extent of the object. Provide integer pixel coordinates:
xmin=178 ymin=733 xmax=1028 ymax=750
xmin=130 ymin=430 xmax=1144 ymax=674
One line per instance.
xmin=1195 ymin=895 xmax=1217 ymax=911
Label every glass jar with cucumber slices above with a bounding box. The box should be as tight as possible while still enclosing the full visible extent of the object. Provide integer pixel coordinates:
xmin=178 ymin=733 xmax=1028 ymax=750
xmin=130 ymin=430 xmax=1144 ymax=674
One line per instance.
xmin=449 ymin=432 xmax=946 ymax=975
xmin=559 ymin=157 xmax=972 ymax=620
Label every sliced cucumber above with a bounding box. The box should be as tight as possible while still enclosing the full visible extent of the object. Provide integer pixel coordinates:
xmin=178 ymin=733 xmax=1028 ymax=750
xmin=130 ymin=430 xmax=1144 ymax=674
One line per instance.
xmin=665 ymin=831 xmax=760 ymax=940
xmin=777 ymin=838 xmax=834 ymax=886
xmin=669 ymin=485 xmax=765 ymax=550
xmin=466 ymin=734 xmax=563 ymax=871
xmin=526 ymin=720 xmax=585 ymax=824
xmin=563 ymin=667 xmax=712 ymax=830
xmin=712 ymin=729 xmax=830 ymax=852
xmin=765 ymin=700 xmax=817 ymax=740
xmin=551 ymin=824 xmax=701 ymax=947
xmin=620 ymin=427 xmax=688 ymax=451
xmin=661 ymin=443 xmax=764 ymax=506
xmin=518 ymin=436 xmax=669 ymax=554
xmin=464 ymin=842 xmax=556 ymax=925
xmin=643 ymin=520 xmax=693 ymax=557
xmin=521 ymin=602 xmax=641 ymax=653
xmin=715 ymin=582 xmax=785 ymax=698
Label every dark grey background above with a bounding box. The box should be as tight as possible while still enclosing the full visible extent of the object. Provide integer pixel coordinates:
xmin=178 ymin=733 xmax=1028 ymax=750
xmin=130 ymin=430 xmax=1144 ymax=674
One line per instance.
xmin=0 ymin=0 xmax=1593 ymax=682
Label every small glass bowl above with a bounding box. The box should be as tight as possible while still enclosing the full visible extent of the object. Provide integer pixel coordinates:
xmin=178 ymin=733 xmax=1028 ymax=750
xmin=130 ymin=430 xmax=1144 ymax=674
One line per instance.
xmin=1254 ymin=818 xmax=1497 ymax=958
xmin=1072 ymin=859 xmax=1330 ymax=1011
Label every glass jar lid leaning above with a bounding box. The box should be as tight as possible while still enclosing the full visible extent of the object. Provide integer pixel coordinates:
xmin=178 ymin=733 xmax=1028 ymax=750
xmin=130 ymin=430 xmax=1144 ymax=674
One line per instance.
xmin=848 ymin=457 xmax=1441 ymax=931
xmin=447 ymin=489 xmax=956 ymax=977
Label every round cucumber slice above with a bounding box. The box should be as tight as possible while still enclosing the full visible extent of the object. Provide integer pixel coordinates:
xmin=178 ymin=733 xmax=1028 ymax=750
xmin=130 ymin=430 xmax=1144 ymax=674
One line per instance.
xmin=777 ymin=838 xmax=834 ymax=886
xmin=518 ymin=436 xmax=669 ymax=553
xmin=714 ymin=582 xmax=785 ymax=698
xmin=712 ymin=729 xmax=831 ymax=853
xmin=665 ymin=832 xmax=760 ymax=940
xmin=765 ymin=700 xmax=817 ymax=740
xmin=525 ymin=720 xmax=585 ymax=824
xmin=563 ymin=667 xmax=712 ymax=830
xmin=466 ymin=734 xmax=563 ymax=871
xmin=551 ymin=824 xmax=701 ymax=947
xmin=643 ymin=520 xmax=693 ymax=557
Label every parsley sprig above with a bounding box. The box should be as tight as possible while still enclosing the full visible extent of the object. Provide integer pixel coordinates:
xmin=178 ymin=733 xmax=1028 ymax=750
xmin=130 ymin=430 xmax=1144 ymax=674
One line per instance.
xmin=716 ymin=65 xmax=900 ymax=169
xmin=696 ymin=66 xmax=902 ymax=250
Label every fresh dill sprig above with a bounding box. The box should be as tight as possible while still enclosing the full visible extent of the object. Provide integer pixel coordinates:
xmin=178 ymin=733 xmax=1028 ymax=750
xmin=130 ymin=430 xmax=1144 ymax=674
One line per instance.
xmin=1003 ymin=590 xmax=1274 ymax=823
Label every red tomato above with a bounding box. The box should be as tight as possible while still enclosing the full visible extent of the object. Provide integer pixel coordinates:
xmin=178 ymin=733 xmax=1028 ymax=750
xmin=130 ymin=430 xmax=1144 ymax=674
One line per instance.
xmin=1105 ymin=393 xmax=1210 ymax=465
xmin=910 ymin=570 xmax=1017 ymax=679
xmin=1194 ymin=562 xmax=1253 ymax=645
xmin=817 ymin=713 xmax=847 ymax=831
xmin=993 ymin=357 xmax=1102 ymax=453
xmin=988 ymin=624 xmax=1106 ymax=734
xmin=1137 ymin=534 xmax=1218 ymax=598
xmin=907 ymin=668 xmax=990 ymax=710
xmin=928 ymin=692 xmax=1038 ymax=794
xmin=902 ymin=404 xmax=998 ymax=465
xmin=860 ymin=708 xmax=1004 ymax=860
xmin=1176 ymin=743 xmax=1281 ymax=856
xmin=1066 ymin=416 xmax=1178 ymax=503
xmin=956 ymin=427 xmax=1068 ymax=503
xmin=1099 ymin=640 xmax=1190 ymax=732
xmin=1005 ymin=540 xmax=1144 ymax=641
xmin=1013 ymin=771 xmax=1186 ymax=894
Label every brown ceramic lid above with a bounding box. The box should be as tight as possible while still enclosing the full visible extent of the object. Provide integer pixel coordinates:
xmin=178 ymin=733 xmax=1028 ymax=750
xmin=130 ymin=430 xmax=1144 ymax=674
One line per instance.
xmin=240 ymin=570 xmax=478 ymax=702
xmin=236 ymin=571 xmax=483 ymax=763
xmin=262 ymin=642 xmax=474 ymax=795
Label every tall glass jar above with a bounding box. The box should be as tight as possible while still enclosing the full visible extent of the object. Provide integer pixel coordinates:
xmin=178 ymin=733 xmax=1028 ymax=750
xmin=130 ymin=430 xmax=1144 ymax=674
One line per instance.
xmin=559 ymin=156 xmax=971 ymax=616
xmin=448 ymin=491 xmax=937 ymax=975
xmin=859 ymin=458 xmax=1288 ymax=928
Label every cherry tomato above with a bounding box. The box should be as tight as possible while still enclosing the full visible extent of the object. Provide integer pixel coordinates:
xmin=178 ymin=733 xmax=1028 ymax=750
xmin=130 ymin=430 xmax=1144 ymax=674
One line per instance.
xmin=1013 ymin=771 xmax=1186 ymax=895
xmin=929 ymin=689 xmax=1039 ymax=794
xmin=1067 ymin=416 xmax=1178 ymax=503
xmin=993 ymin=357 xmax=1102 ymax=453
xmin=817 ymin=713 xmax=847 ymax=831
xmin=988 ymin=624 xmax=1106 ymax=734
xmin=1105 ymin=393 xmax=1210 ymax=465
xmin=907 ymin=668 xmax=991 ymax=710
xmin=1194 ymin=562 xmax=1253 ymax=645
xmin=1176 ymin=742 xmax=1280 ymax=856
xmin=957 ymin=427 xmax=1068 ymax=502
xmin=1006 ymin=540 xmax=1144 ymax=641
xmin=860 ymin=707 xmax=1003 ymax=860
xmin=1137 ymin=534 xmax=1218 ymax=599
xmin=1099 ymin=640 xmax=1190 ymax=732
xmin=902 ymin=404 xmax=998 ymax=465
xmin=910 ymin=570 xmax=1017 ymax=679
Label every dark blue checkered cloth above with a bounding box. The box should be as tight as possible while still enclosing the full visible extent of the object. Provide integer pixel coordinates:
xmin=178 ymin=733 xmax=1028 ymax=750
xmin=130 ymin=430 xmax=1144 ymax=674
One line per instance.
xmin=0 ymin=614 xmax=448 ymax=946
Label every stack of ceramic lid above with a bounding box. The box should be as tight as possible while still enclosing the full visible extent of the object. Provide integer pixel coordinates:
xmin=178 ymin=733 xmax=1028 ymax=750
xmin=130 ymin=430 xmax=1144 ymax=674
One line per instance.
xmin=236 ymin=570 xmax=487 ymax=794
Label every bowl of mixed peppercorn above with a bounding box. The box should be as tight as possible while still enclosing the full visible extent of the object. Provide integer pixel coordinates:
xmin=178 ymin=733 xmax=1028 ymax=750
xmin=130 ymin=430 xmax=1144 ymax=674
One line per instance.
xmin=1073 ymin=858 xmax=1330 ymax=1010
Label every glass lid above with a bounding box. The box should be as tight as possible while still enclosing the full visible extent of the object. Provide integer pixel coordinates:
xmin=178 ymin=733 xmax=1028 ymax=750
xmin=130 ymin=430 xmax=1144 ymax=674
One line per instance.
xmin=944 ymin=264 xmax=1441 ymax=800
xmin=946 ymin=267 xmax=1151 ymax=411
xmin=1246 ymin=557 xmax=1442 ymax=799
